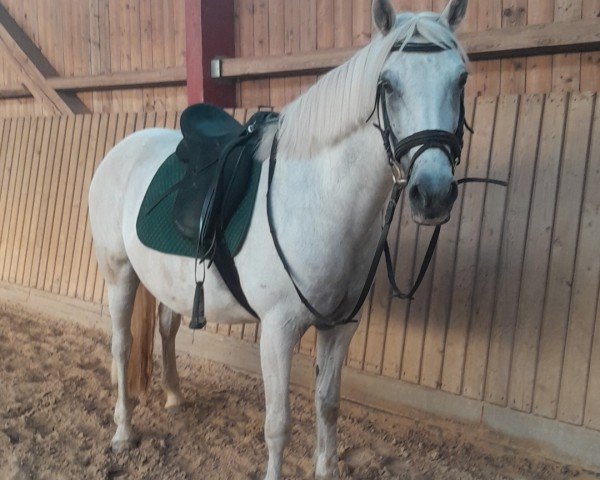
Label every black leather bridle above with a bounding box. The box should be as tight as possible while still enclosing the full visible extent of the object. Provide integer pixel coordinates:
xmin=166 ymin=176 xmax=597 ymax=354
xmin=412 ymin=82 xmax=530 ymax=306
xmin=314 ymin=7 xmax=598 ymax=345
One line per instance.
xmin=267 ymin=41 xmax=506 ymax=330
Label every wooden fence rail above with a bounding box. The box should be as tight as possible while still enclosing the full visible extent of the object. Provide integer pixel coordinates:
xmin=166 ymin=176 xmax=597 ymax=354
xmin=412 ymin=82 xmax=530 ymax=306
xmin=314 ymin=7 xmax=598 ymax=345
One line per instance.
xmin=0 ymin=94 xmax=599 ymax=433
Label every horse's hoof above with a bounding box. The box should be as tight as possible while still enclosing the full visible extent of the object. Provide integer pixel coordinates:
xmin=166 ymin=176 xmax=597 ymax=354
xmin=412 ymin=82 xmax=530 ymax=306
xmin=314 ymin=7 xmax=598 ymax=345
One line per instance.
xmin=164 ymin=393 xmax=185 ymax=412
xmin=111 ymin=437 xmax=139 ymax=453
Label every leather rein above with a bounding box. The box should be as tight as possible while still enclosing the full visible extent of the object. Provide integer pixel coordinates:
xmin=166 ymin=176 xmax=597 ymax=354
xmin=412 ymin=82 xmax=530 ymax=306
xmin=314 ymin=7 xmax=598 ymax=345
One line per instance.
xmin=267 ymin=42 xmax=507 ymax=330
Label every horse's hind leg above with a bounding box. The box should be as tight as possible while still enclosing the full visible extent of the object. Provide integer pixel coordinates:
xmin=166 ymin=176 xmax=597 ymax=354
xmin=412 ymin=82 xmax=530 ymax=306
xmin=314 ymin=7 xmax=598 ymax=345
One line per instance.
xmin=101 ymin=253 xmax=140 ymax=452
xmin=314 ymin=322 xmax=358 ymax=480
xmin=158 ymin=303 xmax=184 ymax=410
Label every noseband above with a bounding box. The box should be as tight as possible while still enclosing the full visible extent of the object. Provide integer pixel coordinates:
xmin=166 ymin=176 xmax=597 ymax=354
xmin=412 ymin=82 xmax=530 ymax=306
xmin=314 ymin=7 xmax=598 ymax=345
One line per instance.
xmin=266 ymin=41 xmax=506 ymax=330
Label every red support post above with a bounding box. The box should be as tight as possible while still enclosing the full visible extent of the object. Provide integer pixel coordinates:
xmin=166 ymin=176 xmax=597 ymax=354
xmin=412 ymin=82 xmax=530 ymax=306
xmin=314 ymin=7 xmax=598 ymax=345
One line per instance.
xmin=185 ymin=0 xmax=236 ymax=107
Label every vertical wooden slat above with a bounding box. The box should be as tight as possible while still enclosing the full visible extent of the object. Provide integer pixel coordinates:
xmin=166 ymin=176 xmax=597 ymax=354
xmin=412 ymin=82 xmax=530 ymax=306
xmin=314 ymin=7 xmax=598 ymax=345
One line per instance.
xmin=580 ymin=0 xmax=600 ymax=92
xmin=10 ymin=117 xmax=40 ymax=282
xmin=283 ymin=0 xmax=302 ymax=105
xmin=238 ymin=0 xmax=257 ymax=107
xmin=67 ymin=115 xmax=102 ymax=297
xmin=86 ymin=114 xmax=119 ymax=302
xmin=525 ymin=0 xmax=554 ymax=93
xmin=15 ymin=117 xmax=46 ymax=284
xmin=557 ymin=94 xmax=599 ymax=425
xmin=552 ymin=0 xmax=583 ymax=92
xmin=36 ymin=117 xmax=68 ymax=290
xmin=420 ymin=96 xmax=476 ymax=389
xmin=533 ymin=92 xmax=595 ymax=419
xmin=507 ymin=93 xmax=567 ymax=412
xmin=48 ymin=115 xmax=84 ymax=293
xmin=268 ymin=0 xmax=286 ymax=108
xmin=440 ymin=96 xmax=497 ymax=394
xmin=1 ymin=118 xmax=30 ymax=281
xmin=485 ymin=94 xmax=544 ymax=406
xmin=379 ymin=193 xmax=420 ymax=377
xmin=461 ymin=95 xmax=519 ymax=400
xmin=500 ymin=0 xmax=527 ymax=94
xmin=253 ymin=0 xmax=271 ymax=106
xmin=473 ymin=0 xmax=501 ymax=97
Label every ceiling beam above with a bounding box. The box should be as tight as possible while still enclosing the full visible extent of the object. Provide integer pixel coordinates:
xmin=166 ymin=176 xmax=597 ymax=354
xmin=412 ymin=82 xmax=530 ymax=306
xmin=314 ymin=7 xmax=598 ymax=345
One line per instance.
xmin=0 ymin=3 xmax=89 ymax=114
xmin=212 ymin=19 xmax=600 ymax=80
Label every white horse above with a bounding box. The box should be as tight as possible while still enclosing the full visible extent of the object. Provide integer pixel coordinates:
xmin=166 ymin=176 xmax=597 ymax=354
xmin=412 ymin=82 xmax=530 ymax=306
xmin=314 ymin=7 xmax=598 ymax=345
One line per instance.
xmin=88 ymin=1 xmax=469 ymax=478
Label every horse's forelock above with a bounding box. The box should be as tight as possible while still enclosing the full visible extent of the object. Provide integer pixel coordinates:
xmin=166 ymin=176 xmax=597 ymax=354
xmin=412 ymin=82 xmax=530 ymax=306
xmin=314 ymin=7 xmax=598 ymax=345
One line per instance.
xmin=273 ymin=12 xmax=462 ymax=161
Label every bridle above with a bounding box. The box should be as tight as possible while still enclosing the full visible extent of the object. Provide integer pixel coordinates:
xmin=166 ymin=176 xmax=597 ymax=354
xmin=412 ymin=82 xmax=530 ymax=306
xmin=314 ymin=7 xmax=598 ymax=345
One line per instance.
xmin=266 ymin=41 xmax=506 ymax=330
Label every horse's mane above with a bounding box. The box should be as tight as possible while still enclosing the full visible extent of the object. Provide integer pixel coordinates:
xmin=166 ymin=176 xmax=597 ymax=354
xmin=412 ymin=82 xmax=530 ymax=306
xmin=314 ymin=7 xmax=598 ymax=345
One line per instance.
xmin=274 ymin=12 xmax=466 ymax=161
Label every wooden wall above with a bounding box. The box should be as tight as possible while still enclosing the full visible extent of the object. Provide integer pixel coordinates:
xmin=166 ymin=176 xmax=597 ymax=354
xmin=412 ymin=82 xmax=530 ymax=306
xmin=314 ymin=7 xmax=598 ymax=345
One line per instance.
xmin=235 ymin=0 xmax=600 ymax=108
xmin=0 ymin=0 xmax=187 ymax=117
xmin=2 ymin=93 xmax=597 ymax=432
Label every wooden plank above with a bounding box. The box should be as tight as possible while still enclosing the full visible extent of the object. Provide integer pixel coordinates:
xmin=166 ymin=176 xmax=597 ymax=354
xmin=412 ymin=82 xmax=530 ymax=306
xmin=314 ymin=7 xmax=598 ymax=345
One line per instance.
xmin=21 ymin=116 xmax=53 ymax=284
xmin=461 ymin=95 xmax=520 ymax=400
xmin=580 ymin=0 xmax=600 ymax=91
xmin=8 ymin=116 xmax=38 ymax=283
xmin=525 ymin=0 xmax=554 ymax=93
xmin=440 ymin=97 xmax=497 ymax=394
xmin=0 ymin=118 xmax=12 ymax=246
xmin=0 ymin=120 xmax=19 ymax=262
xmin=0 ymin=3 xmax=87 ymax=114
xmin=61 ymin=115 xmax=97 ymax=296
xmin=420 ymin=97 xmax=476 ymax=389
xmin=380 ymin=193 xmax=420 ymax=378
xmin=1 ymin=118 xmax=30 ymax=281
xmin=533 ymin=92 xmax=595 ymax=419
xmin=283 ymin=0 xmax=302 ymax=105
xmin=485 ymin=94 xmax=544 ymax=406
xmin=150 ymin=0 xmax=167 ymax=111
xmin=28 ymin=116 xmax=60 ymax=287
xmin=507 ymin=93 xmax=568 ymax=412
xmin=581 ymin=81 xmax=600 ymax=435
xmin=552 ymin=0 xmax=583 ymax=92
xmin=36 ymin=117 xmax=68 ymax=290
xmin=558 ymin=93 xmax=599 ymax=425
xmin=218 ymin=19 xmax=600 ymax=80
xmin=48 ymin=116 xmax=84 ymax=293
xmin=85 ymin=114 xmax=117 ymax=302
xmin=500 ymin=0 xmax=527 ymax=94
xmin=14 ymin=117 xmax=46 ymax=284
xmin=472 ymin=0 xmax=501 ymax=96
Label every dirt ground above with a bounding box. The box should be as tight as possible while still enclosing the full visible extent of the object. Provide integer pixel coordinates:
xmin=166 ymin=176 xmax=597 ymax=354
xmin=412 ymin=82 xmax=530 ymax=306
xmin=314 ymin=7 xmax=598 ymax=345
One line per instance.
xmin=0 ymin=310 xmax=596 ymax=480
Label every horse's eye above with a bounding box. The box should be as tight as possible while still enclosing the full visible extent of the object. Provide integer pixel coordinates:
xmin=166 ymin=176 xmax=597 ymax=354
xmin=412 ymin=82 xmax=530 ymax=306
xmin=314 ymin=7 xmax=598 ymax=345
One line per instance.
xmin=381 ymin=80 xmax=394 ymax=94
xmin=458 ymin=72 xmax=468 ymax=89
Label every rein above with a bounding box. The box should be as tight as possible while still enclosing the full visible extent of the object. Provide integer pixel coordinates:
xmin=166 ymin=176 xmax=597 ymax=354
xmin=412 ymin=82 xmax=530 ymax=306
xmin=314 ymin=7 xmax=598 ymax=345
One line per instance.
xmin=267 ymin=41 xmax=507 ymax=330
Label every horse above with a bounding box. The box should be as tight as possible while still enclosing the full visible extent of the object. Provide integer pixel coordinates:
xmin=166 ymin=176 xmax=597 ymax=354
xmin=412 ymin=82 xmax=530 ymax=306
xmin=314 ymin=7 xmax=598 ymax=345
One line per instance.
xmin=88 ymin=0 xmax=470 ymax=478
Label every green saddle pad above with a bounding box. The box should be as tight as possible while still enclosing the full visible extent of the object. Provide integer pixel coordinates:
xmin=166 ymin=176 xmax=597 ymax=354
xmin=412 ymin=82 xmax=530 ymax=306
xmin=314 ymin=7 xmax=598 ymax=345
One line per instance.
xmin=136 ymin=153 xmax=262 ymax=258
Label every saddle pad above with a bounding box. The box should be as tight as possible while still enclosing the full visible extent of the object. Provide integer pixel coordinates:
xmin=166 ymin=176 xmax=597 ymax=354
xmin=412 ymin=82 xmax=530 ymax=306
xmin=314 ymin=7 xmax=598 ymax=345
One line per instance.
xmin=136 ymin=153 xmax=262 ymax=258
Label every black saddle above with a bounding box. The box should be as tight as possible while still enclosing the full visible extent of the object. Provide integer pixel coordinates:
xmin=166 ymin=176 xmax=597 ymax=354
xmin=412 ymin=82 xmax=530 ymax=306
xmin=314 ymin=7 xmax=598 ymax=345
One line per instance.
xmin=172 ymin=103 xmax=278 ymax=329
xmin=173 ymin=104 xmax=276 ymax=253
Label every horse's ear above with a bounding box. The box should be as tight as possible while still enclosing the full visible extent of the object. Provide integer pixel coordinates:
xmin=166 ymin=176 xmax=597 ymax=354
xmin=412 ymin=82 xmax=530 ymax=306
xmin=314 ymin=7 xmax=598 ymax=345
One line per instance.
xmin=441 ymin=0 xmax=468 ymax=30
xmin=372 ymin=0 xmax=395 ymax=35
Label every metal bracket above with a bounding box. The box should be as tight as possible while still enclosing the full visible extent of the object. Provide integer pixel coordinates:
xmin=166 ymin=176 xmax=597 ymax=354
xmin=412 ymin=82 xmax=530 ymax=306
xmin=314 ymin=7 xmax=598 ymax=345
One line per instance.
xmin=211 ymin=58 xmax=223 ymax=79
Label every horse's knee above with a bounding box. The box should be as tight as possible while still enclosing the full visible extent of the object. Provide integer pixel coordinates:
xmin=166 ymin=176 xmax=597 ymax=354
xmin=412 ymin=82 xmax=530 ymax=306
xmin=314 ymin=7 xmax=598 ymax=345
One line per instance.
xmin=265 ymin=410 xmax=291 ymax=445
xmin=316 ymin=389 xmax=339 ymax=424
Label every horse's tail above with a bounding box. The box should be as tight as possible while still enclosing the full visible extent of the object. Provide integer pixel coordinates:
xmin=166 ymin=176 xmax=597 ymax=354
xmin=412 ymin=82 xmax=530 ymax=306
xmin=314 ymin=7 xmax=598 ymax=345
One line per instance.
xmin=127 ymin=285 xmax=156 ymax=397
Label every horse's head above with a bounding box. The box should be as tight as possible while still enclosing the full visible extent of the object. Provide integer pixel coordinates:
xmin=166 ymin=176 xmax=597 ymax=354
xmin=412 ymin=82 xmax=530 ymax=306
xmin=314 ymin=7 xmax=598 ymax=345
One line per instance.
xmin=373 ymin=0 xmax=469 ymax=225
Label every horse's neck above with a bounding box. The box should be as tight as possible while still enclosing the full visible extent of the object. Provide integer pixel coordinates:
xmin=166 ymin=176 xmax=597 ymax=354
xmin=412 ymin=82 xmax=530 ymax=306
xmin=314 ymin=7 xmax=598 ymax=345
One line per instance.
xmin=271 ymin=124 xmax=390 ymax=298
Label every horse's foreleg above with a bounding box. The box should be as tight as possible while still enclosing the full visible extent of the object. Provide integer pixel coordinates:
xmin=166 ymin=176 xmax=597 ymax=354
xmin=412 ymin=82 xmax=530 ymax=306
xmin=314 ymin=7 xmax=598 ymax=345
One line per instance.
xmin=158 ymin=303 xmax=184 ymax=409
xmin=314 ymin=322 xmax=358 ymax=480
xmin=260 ymin=317 xmax=306 ymax=480
xmin=106 ymin=271 xmax=140 ymax=452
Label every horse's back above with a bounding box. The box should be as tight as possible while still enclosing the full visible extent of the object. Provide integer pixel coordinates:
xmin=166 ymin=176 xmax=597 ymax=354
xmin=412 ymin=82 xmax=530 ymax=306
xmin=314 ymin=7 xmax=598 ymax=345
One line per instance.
xmin=89 ymin=128 xmax=182 ymax=260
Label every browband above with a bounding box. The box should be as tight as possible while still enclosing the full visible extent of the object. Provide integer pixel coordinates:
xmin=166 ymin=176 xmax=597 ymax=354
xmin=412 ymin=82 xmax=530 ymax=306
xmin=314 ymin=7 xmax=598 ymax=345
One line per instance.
xmin=392 ymin=42 xmax=452 ymax=53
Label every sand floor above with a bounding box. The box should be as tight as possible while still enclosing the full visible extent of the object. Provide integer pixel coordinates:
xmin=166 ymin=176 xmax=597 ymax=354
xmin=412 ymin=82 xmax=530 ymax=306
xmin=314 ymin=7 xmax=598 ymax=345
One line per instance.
xmin=0 ymin=310 xmax=595 ymax=479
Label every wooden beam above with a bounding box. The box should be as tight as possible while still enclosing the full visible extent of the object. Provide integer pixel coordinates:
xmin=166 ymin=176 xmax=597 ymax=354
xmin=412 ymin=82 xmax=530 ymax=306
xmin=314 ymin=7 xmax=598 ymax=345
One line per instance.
xmin=0 ymin=67 xmax=187 ymax=100
xmin=0 ymin=3 xmax=88 ymax=114
xmin=185 ymin=0 xmax=235 ymax=107
xmin=213 ymin=19 xmax=600 ymax=80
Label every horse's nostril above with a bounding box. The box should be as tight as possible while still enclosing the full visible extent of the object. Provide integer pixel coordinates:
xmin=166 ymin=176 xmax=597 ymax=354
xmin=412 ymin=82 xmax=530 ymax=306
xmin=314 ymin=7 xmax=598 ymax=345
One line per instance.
xmin=448 ymin=182 xmax=458 ymax=204
xmin=410 ymin=184 xmax=422 ymax=205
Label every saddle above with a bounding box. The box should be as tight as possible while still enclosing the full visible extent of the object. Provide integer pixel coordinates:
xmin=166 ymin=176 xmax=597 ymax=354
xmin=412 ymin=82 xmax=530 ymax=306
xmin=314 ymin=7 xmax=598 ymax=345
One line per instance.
xmin=173 ymin=104 xmax=275 ymax=251
xmin=171 ymin=104 xmax=278 ymax=329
